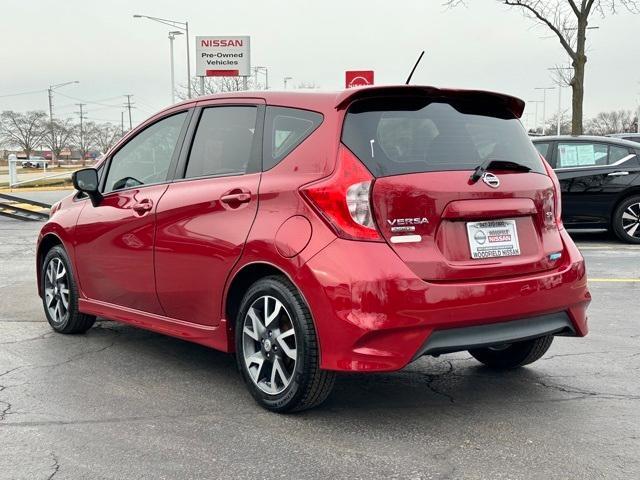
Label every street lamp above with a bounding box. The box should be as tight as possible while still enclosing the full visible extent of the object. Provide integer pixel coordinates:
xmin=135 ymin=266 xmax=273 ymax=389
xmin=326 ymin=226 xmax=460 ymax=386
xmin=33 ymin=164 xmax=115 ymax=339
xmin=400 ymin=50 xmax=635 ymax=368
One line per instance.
xmin=527 ymin=100 xmax=544 ymax=134
xmin=254 ymin=66 xmax=269 ymax=90
xmin=535 ymin=87 xmax=555 ymax=135
xmin=134 ymin=14 xmax=192 ymax=99
xmin=284 ymin=76 xmax=293 ymax=89
xmin=48 ymin=81 xmax=79 ymax=166
xmin=168 ymin=31 xmax=183 ymax=103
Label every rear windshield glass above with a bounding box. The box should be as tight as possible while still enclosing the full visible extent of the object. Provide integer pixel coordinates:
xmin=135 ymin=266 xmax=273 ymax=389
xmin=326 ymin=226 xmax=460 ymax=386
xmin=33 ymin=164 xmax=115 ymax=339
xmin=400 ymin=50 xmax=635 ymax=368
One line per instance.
xmin=342 ymin=97 xmax=545 ymax=177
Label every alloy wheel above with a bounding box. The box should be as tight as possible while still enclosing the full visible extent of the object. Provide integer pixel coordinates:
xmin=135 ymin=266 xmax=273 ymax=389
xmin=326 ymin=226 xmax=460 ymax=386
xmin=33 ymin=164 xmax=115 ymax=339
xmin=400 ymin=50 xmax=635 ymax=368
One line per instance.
xmin=242 ymin=295 xmax=297 ymax=395
xmin=44 ymin=257 xmax=70 ymax=325
xmin=621 ymin=202 xmax=640 ymax=238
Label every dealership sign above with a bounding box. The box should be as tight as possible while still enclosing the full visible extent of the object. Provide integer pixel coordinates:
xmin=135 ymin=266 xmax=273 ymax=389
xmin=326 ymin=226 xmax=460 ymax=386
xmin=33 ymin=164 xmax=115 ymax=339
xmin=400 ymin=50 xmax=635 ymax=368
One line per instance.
xmin=345 ymin=70 xmax=374 ymax=88
xmin=196 ymin=36 xmax=251 ymax=77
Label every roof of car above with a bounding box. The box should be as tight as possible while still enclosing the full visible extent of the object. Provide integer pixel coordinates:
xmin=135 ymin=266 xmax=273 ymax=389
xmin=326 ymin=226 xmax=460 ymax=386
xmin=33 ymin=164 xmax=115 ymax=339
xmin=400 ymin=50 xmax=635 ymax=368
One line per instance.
xmin=531 ymin=135 xmax=640 ymax=148
xmin=606 ymin=133 xmax=640 ymax=138
xmin=173 ymin=85 xmax=526 ymax=117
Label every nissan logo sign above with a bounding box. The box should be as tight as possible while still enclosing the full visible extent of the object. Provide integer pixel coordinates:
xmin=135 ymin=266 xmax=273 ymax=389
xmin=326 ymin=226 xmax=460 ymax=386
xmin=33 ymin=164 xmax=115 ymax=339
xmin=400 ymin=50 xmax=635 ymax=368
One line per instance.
xmin=482 ymin=172 xmax=500 ymax=188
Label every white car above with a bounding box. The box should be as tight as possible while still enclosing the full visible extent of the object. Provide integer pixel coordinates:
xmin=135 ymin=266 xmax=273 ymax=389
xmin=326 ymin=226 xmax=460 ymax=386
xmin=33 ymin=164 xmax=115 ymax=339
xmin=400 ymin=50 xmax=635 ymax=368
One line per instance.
xmin=21 ymin=156 xmax=47 ymax=168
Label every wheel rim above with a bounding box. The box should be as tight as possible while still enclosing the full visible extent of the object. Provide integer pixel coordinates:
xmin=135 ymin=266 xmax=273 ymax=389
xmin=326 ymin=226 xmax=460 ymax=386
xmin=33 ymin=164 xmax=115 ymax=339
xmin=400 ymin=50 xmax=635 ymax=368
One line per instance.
xmin=242 ymin=295 xmax=297 ymax=395
xmin=44 ymin=257 xmax=70 ymax=325
xmin=621 ymin=202 xmax=640 ymax=238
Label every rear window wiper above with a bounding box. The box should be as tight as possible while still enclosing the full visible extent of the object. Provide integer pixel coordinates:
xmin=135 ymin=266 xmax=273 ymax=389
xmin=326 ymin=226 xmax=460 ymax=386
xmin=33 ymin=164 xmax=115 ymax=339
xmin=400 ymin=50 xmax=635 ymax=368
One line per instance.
xmin=470 ymin=158 xmax=531 ymax=183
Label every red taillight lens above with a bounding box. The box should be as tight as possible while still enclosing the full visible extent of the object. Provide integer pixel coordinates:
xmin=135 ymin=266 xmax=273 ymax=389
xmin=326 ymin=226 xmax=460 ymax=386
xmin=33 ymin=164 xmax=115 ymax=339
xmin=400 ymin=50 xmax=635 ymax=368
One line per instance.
xmin=300 ymin=145 xmax=382 ymax=241
xmin=540 ymin=154 xmax=563 ymax=227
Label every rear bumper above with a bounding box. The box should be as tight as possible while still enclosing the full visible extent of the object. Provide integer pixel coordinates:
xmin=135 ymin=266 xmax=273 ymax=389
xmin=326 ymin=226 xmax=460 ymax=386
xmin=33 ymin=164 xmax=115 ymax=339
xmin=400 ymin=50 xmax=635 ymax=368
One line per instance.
xmin=300 ymin=228 xmax=590 ymax=372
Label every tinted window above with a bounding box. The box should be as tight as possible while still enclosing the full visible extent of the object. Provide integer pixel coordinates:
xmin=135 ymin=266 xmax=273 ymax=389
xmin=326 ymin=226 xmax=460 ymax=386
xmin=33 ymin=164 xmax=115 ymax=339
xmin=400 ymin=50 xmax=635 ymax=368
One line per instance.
xmin=609 ymin=145 xmax=631 ymax=163
xmin=534 ymin=142 xmax=550 ymax=158
xmin=263 ymin=107 xmax=323 ymax=170
xmin=185 ymin=106 xmax=257 ymax=178
xmin=104 ymin=112 xmax=187 ymax=193
xmin=557 ymin=142 xmax=608 ymax=168
xmin=342 ymin=97 xmax=544 ymax=177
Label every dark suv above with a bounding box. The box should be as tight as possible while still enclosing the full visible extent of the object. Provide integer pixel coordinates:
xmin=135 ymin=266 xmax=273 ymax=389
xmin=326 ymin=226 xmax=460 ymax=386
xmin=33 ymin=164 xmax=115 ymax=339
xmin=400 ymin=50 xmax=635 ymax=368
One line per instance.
xmin=533 ymin=135 xmax=640 ymax=243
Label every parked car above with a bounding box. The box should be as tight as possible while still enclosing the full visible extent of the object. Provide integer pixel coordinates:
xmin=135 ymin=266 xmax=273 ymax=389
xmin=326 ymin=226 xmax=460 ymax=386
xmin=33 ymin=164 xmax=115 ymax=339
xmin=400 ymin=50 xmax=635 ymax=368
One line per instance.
xmin=21 ymin=156 xmax=47 ymax=168
xmin=37 ymin=86 xmax=591 ymax=412
xmin=532 ymin=135 xmax=640 ymax=243
xmin=606 ymin=133 xmax=640 ymax=144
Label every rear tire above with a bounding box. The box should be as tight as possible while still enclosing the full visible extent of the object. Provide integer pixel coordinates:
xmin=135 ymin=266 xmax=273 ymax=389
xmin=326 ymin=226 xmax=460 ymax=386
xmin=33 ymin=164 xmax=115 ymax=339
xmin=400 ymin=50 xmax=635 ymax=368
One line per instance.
xmin=469 ymin=335 xmax=553 ymax=369
xmin=235 ymin=275 xmax=335 ymax=413
xmin=612 ymin=195 xmax=640 ymax=244
xmin=41 ymin=245 xmax=95 ymax=334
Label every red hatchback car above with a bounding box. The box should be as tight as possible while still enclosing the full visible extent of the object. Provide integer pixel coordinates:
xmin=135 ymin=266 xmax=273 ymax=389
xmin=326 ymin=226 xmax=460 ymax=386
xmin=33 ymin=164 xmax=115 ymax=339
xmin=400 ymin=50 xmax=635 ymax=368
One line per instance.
xmin=37 ymin=86 xmax=591 ymax=412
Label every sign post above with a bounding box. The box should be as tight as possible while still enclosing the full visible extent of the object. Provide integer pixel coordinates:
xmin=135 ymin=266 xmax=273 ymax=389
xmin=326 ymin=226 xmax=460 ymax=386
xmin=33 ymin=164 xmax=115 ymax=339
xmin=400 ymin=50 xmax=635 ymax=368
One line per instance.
xmin=196 ymin=36 xmax=251 ymax=90
xmin=345 ymin=70 xmax=374 ymax=88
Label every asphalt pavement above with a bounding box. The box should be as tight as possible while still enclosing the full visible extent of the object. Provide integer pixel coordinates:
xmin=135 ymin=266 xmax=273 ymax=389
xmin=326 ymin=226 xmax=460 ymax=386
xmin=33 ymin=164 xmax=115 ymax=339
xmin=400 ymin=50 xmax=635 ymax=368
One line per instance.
xmin=0 ymin=219 xmax=638 ymax=479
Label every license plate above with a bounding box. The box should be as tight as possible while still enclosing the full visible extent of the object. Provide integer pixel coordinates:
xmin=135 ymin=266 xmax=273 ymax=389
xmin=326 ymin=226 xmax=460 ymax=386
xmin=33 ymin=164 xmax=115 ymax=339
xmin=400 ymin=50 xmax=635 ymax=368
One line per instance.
xmin=466 ymin=219 xmax=520 ymax=259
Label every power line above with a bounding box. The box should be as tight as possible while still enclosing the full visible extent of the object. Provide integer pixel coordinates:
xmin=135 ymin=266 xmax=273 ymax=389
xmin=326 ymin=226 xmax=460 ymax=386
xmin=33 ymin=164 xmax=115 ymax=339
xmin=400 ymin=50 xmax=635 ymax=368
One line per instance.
xmin=0 ymin=88 xmax=47 ymax=99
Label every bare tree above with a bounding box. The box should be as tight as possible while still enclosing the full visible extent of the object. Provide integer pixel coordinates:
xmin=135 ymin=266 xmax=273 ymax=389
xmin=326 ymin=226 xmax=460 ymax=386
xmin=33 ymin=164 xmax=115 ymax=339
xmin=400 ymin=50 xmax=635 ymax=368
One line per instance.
xmin=46 ymin=118 xmax=76 ymax=165
xmin=545 ymin=110 xmax=572 ymax=134
xmin=0 ymin=110 xmax=48 ymax=158
xmin=73 ymin=121 xmax=98 ymax=166
xmin=92 ymin=122 xmax=122 ymax=154
xmin=177 ymin=76 xmax=259 ymax=100
xmin=446 ymin=1 xmax=639 ymax=135
xmin=586 ymin=109 xmax=637 ymax=135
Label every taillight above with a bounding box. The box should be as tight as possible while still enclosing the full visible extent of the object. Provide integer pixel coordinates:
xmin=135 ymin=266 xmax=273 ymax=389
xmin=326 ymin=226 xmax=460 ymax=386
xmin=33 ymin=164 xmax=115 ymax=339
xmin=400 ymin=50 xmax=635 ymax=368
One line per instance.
xmin=540 ymin=154 xmax=563 ymax=228
xmin=300 ymin=145 xmax=382 ymax=241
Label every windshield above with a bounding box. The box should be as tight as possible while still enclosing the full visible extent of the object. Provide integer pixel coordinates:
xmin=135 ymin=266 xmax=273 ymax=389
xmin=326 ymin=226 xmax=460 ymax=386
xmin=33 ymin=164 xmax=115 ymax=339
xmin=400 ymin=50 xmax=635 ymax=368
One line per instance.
xmin=342 ymin=96 xmax=545 ymax=177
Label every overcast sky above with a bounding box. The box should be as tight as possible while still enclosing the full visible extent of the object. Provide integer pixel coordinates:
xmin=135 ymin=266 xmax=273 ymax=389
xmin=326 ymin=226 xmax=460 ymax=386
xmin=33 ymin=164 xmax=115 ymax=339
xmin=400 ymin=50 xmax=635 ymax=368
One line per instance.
xmin=1 ymin=0 xmax=638 ymax=129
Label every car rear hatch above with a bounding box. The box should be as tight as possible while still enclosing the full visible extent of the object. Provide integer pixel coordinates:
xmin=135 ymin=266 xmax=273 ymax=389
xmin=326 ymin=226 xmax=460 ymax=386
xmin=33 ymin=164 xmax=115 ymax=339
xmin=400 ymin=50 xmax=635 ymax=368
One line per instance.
xmin=341 ymin=90 xmax=565 ymax=282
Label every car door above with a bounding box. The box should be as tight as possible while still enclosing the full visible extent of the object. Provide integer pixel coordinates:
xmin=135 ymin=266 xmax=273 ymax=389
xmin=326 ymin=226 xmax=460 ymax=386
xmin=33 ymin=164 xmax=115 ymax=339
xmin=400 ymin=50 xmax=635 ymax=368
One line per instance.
xmin=154 ymin=100 xmax=264 ymax=325
xmin=74 ymin=109 xmax=191 ymax=314
xmin=552 ymin=140 xmax=640 ymax=228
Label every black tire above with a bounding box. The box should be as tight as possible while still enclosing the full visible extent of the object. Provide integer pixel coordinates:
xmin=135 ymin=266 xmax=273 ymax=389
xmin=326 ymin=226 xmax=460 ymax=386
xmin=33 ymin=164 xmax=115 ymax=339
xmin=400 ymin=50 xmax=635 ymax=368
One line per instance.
xmin=468 ymin=335 xmax=554 ymax=369
xmin=235 ymin=275 xmax=335 ymax=413
xmin=41 ymin=245 xmax=95 ymax=334
xmin=612 ymin=195 xmax=640 ymax=244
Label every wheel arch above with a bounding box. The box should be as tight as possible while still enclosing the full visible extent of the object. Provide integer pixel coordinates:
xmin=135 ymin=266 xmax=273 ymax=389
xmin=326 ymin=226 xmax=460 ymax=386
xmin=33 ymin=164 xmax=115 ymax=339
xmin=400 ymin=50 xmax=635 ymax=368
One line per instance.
xmin=36 ymin=232 xmax=65 ymax=297
xmin=224 ymin=261 xmax=315 ymax=347
xmin=609 ymin=186 xmax=640 ymax=228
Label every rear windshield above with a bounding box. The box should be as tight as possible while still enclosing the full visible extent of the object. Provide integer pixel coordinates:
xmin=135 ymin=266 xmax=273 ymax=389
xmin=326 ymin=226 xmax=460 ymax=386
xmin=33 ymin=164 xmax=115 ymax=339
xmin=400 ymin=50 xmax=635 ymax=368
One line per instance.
xmin=342 ymin=96 xmax=545 ymax=177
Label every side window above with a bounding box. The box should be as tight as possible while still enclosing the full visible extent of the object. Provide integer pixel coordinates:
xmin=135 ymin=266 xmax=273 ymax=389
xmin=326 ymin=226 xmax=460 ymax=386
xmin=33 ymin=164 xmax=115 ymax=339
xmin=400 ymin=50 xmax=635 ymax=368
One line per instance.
xmin=263 ymin=107 xmax=323 ymax=170
xmin=533 ymin=142 xmax=550 ymax=159
xmin=556 ymin=142 xmax=608 ymax=168
xmin=104 ymin=112 xmax=187 ymax=193
xmin=185 ymin=106 xmax=257 ymax=179
xmin=609 ymin=145 xmax=631 ymax=164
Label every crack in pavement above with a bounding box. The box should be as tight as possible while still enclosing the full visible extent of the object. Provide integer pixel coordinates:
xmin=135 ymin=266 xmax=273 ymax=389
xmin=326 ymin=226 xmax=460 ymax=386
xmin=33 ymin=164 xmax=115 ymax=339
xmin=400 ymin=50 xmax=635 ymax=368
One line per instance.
xmin=0 ymin=331 xmax=55 ymax=345
xmin=534 ymin=380 xmax=640 ymax=401
xmin=0 ymin=398 xmax=12 ymax=421
xmin=542 ymin=351 xmax=614 ymax=361
xmin=46 ymin=452 xmax=60 ymax=480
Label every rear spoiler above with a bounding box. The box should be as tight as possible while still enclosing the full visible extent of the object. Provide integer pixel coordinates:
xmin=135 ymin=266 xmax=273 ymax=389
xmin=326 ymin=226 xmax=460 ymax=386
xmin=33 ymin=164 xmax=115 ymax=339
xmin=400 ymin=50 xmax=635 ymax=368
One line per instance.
xmin=335 ymin=85 xmax=525 ymax=119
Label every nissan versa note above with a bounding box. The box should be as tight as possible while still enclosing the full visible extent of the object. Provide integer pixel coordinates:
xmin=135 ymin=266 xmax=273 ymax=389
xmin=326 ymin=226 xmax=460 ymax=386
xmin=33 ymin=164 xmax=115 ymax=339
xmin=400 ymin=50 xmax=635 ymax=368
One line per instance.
xmin=37 ymin=86 xmax=591 ymax=412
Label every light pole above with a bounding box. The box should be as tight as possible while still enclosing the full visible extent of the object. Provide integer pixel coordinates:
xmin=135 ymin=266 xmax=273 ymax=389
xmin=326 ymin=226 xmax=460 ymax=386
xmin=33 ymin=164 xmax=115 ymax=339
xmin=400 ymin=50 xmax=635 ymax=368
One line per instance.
xmin=527 ymin=100 xmax=544 ymax=134
xmin=48 ymin=81 xmax=79 ymax=166
xmin=535 ymin=87 xmax=555 ymax=135
xmin=134 ymin=14 xmax=192 ymax=99
xmin=168 ymin=31 xmax=183 ymax=103
xmin=254 ymin=66 xmax=269 ymax=90
xmin=548 ymin=66 xmax=573 ymax=135
xmin=284 ymin=76 xmax=293 ymax=89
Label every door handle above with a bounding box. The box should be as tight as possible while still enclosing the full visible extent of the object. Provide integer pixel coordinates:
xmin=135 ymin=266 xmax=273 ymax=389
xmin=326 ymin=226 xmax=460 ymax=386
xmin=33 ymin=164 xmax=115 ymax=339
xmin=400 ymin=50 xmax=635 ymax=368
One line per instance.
xmin=607 ymin=171 xmax=629 ymax=177
xmin=220 ymin=192 xmax=251 ymax=204
xmin=132 ymin=198 xmax=153 ymax=213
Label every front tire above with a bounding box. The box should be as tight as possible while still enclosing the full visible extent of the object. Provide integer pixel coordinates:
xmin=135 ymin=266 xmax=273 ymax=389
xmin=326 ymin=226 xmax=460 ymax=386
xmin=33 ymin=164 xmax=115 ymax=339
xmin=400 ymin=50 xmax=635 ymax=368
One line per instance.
xmin=469 ymin=335 xmax=553 ymax=369
xmin=41 ymin=245 xmax=95 ymax=334
xmin=612 ymin=195 xmax=640 ymax=244
xmin=235 ymin=275 xmax=335 ymax=413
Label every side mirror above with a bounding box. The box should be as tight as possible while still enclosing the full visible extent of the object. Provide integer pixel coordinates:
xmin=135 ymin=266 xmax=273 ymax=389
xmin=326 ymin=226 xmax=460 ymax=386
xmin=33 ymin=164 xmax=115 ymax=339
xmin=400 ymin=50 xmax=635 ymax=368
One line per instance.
xmin=72 ymin=168 xmax=102 ymax=206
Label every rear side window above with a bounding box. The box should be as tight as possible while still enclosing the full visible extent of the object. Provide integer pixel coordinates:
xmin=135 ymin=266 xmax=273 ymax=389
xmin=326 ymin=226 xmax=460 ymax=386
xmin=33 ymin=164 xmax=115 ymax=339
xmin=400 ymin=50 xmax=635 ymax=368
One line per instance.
xmin=341 ymin=97 xmax=545 ymax=177
xmin=534 ymin=142 xmax=550 ymax=158
xmin=263 ymin=107 xmax=323 ymax=170
xmin=185 ymin=106 xmax=258 ymax=179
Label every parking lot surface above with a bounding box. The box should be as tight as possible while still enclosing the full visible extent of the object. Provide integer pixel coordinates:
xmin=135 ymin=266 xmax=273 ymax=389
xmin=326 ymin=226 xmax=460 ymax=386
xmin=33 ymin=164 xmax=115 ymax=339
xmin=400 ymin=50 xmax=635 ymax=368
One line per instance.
xmin=0 ymin=219 xmax=638 ymax=479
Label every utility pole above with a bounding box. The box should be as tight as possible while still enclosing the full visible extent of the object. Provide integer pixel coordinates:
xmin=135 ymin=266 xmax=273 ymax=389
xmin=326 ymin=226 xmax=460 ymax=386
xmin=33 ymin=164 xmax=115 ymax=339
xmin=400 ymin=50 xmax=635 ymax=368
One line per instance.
xmin=121 ymin=111 xmax=125 ymax=135
xmin=284 ymin=76 xmax=293 ymax=89
xmin=124 ymin=95 xmax=134 ymax=130
xmin=47 ymin=80 xmax=79 ymax=166
xmin=77 ymin=103 xmax=86 ymax=164
xmin=535 ymin=87 xmax=555 ymax=135
xmin=168 ymin=31 xmax=183 ymax=104
xmin=527 ymin=100 xmax=543 ymax=134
